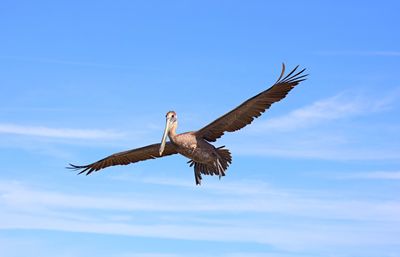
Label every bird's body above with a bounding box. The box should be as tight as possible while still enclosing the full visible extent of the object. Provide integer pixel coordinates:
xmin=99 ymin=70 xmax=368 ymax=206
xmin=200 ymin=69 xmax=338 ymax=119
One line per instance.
xmin=167 ymin=127 xmax=232 ymax=184
xmin=171 ymin=132 xmax=214 ymax=164
xmin=69 ymin=64 xmax=307 ymax=185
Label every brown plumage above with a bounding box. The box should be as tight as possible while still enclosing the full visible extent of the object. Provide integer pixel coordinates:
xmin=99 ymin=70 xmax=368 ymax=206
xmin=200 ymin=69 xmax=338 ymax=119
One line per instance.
xmin=69 ymin=142 xmax=177 ymax=175
xmin=68 ymin=64 xmax=307 ymax=185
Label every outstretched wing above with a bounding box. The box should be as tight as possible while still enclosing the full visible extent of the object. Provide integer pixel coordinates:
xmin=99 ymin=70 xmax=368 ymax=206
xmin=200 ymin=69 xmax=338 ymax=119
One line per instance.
xmin=196 ymin=64 xmax=307 ymax=142
xmin=68 ymin=142 xmax=177 ymax=175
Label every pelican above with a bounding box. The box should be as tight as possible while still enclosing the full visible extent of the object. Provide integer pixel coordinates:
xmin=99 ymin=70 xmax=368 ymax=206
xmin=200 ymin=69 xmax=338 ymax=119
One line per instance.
xmin=69 ymin=64 xmax=307 ymax=185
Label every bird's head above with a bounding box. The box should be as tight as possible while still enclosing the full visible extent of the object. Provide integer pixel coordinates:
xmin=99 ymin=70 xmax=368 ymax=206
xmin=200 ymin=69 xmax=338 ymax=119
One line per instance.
xmin=165 ymin=111 xmax=177 ymax=122
xmin=159 ymin=111 xmax=177 ymax=156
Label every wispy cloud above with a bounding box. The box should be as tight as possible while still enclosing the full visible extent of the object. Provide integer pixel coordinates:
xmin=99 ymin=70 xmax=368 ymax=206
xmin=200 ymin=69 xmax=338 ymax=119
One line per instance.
xmin=118 ymin=254 xmax=182 ymax=257
xmin=232 ymin=141 xmax=400 ymax=161
xmin=250 ymin=93 xmax=393 ymax=132
xmin=1 ymin=179 xmax=399 ymax=222
xmin=0 ymin=179 xmax=399 ymax=252
xmin=0 ymin=55 xmax=143 ymax=70
xmin=122 ymin=253 xmax=312 ymax=257
xmin=336 ymin=171 xmax=400 ymax=180
xmin=0 ymin=123 xmax=123 ymax=139
xmin=315 ymin=51 xmax=400 ymax=57
xmin=231 ymin=91 xmax=400 ymax=161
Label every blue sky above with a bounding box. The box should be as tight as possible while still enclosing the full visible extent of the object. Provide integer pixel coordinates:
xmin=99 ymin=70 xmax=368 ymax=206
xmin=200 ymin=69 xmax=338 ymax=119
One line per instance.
xmin=1 ymin=1 xmax=400 ymax=257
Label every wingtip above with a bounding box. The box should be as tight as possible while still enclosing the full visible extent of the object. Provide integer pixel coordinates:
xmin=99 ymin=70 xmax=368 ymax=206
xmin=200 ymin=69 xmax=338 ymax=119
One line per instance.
xmin=277 ymin=64 xmax=308 ymax=84
xmin=275 ymin=63 xmax=286 ymax=83
xmin=67 ymin=163 xmax=91 ymax=175
xmin=66 ymin=163 xmax=78 ymax=170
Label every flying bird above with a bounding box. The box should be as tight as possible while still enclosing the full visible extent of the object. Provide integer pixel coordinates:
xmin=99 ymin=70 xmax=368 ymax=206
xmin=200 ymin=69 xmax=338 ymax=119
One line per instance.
xmin=68 ymin=64 xmax=307 ymax=185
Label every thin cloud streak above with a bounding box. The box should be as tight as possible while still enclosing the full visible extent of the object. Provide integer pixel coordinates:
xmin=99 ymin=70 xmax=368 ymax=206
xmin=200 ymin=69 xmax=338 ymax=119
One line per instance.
xmin=1 ymin=179 xmax=399 ymax=221
xmin=0 ymin=123 xmax=123 ymax=139
xmin=232 ymin=143 xmax=400 ymax=161
xmin=250 ymin=93 xmax=393 ymax=132
xmin=315 ymin=51 xmax=400 ymax=57
xmin=0 ymin=211 xmax=398 ymax=250
xmin=0 ymin=55 xmax=146 ymax=70
xmin=117 ymin=253 xmax=192 ymax=257
xmin=0 ymin=210 xmax=398 ymax=251
xmin=233 ymin=92 xmax=400 ymax=161
xmin=0 ymin=179 xmax=399 ymax=252
xmin=336 ymin=171 xmax=400 ymax=180
xmin=118 ymin=253 xmax=312 ymax=257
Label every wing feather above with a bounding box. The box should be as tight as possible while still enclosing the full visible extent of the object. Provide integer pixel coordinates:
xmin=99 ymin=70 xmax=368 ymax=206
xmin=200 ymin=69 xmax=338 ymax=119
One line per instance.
xmin=196 ymin=64 xmax=307 ymax=142
xmin=68 ymin=142 xmax=177 ymax=175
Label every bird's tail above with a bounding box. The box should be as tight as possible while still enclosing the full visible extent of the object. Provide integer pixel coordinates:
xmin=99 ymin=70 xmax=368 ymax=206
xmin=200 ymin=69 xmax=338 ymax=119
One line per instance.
xmin=187 ymin=146 xmax=232 ymax=185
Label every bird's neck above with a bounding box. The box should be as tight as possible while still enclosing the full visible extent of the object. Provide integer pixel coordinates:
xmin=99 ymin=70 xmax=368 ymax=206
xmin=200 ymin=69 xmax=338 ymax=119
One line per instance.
xmin=168 ymin=123 xmax=178 ymax=141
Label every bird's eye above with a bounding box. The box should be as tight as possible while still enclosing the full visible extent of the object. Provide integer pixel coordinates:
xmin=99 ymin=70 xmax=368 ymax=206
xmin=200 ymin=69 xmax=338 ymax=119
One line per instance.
xmin=172 ymin=115 xmax=175 ymax=118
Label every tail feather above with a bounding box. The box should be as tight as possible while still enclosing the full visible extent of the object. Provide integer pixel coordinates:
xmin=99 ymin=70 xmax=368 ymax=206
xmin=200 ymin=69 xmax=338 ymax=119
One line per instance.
xmin=187 ymin=146 xmax=232 ymax=185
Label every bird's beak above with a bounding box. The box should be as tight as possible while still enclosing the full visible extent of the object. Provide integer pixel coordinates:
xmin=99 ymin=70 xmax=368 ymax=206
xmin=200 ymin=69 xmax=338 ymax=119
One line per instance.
xmin=159 ymin=117 xmax=171 ymax=156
